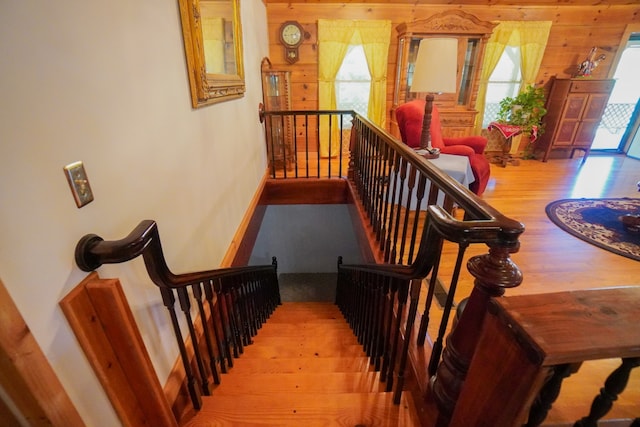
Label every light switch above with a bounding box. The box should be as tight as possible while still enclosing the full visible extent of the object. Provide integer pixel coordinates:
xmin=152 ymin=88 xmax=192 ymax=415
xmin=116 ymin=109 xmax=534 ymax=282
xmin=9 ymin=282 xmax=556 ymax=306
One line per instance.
xmin=63 ymin=161 xmax=94 ymax=208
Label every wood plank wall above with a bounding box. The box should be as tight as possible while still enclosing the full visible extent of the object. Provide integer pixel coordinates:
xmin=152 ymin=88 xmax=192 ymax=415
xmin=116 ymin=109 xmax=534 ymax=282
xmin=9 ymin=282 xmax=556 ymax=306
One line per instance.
xmin=264 ymin=4 xmax=640 ymax=131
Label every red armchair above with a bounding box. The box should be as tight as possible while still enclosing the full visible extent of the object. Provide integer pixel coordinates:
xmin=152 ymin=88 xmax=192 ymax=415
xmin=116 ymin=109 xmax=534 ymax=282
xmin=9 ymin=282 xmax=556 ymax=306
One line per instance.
xmin=395 ymin=100 xmax=490 ymax=196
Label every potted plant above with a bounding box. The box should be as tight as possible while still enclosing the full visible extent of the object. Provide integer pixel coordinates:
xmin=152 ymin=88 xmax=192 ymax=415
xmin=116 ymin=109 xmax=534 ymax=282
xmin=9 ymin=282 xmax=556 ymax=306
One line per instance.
xmin=496 ymin=84 xmax=548 ymax=158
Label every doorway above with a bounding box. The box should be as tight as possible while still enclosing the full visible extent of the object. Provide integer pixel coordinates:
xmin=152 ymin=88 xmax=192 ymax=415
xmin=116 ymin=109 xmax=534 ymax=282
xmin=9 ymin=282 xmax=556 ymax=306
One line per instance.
xmin=591 ymin=34 xmax=640 ymax=151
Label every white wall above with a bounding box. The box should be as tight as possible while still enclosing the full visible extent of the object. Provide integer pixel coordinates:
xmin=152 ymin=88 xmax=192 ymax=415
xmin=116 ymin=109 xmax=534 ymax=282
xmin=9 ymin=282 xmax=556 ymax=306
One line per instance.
xmin=0 ymin=0 xmax=269 ymax=424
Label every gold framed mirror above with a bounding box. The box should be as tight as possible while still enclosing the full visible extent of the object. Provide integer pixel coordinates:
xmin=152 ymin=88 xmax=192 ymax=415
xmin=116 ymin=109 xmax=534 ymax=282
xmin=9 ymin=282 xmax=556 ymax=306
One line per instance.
xmin=178 ymin=0 xmax=245 ymax=108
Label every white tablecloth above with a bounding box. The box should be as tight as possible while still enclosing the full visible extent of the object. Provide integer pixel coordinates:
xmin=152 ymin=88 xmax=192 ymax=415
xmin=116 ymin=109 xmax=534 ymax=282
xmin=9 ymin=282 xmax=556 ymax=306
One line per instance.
xmin=428 ymin=154 xmax=475 ymax=187
xmin=395 ymin=154 xmax=475 ymax=209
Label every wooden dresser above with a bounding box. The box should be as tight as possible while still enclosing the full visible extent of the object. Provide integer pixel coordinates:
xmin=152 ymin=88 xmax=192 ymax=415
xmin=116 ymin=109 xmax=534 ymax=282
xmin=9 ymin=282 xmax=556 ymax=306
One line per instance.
xmin=537 ymin=78 xmax=615 ymax=162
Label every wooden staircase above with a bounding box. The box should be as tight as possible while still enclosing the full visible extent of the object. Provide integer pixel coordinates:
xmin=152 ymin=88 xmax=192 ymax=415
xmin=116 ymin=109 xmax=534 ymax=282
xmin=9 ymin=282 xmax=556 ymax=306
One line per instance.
xmin=182 ymin=302 xmax=421 ymax=426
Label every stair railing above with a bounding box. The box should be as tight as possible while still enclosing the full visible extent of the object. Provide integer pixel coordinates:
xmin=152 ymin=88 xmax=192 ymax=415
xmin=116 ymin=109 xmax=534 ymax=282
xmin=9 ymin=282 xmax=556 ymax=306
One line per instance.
xmin=74 ymin=220 xmax=280 ymax=410
xmin=335 ymin=113 xmax=525 ymax=422
xmin=256 ymin=106 xmax=525 ymax=421
xmin=259 ymin=106 xmax=355 ymax=179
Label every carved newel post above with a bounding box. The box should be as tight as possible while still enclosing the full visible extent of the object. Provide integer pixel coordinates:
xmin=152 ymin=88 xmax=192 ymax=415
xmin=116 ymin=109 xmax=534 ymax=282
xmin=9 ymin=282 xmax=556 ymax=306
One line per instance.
xmin=431 ymin=242 xmax=523 ymax=425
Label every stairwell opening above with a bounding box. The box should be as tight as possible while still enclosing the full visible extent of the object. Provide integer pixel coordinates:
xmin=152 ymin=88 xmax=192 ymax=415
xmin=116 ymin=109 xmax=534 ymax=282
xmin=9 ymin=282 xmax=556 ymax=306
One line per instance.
xmin=248 ymin=204 xmax=364 ymax=302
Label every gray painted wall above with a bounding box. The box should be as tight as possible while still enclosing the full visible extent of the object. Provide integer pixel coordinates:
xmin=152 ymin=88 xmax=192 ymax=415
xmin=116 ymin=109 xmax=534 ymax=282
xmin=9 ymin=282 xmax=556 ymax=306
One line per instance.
xmin=249 ymin=204 xmax=363 ymax=273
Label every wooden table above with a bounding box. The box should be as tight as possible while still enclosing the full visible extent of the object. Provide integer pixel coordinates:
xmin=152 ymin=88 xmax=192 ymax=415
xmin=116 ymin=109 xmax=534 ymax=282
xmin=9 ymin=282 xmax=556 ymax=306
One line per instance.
xmin=487 ymin=122 xmax=538 ymax=167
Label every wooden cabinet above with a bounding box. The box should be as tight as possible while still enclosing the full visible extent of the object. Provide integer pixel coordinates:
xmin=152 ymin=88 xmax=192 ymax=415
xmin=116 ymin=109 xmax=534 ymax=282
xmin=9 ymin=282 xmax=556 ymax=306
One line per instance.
xmin=390 ymin=11 xmax=496 ymax=139
xmin=538 ymin=78 xmax=615 ymax=162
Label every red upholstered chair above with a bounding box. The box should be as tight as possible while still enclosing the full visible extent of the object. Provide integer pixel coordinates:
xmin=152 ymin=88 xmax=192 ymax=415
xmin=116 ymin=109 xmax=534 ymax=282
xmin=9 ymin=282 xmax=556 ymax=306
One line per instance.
xmin=395 ymin=100 xmax=490 ymax=196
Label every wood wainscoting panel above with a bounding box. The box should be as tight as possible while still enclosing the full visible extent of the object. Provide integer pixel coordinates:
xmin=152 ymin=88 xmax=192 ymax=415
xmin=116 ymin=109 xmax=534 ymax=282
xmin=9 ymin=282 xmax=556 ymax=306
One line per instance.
xmin=60 ymin=273 xmax=177 ymax=427
xmin=0 ymin=278 xmax=85 ymax=426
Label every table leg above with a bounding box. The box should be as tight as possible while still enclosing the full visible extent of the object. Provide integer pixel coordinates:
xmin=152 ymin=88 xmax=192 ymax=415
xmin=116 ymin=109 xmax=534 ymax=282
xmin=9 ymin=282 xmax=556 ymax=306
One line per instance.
xmin=493 ymin=136 xmax=520 ymax=167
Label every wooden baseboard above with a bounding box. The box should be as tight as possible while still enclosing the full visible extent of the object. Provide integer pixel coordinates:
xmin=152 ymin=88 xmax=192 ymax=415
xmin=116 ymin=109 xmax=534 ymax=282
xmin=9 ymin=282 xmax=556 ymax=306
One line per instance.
xmin=220 ymin=171 xmax=268 ymax=268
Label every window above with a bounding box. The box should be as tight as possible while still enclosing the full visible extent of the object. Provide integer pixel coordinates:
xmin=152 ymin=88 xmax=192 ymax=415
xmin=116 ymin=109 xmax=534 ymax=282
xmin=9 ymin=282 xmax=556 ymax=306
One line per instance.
xmin=482 ymin=46 xmax=522 ymax=128
xmin=335 ymin=45 xmax=371 ymax=121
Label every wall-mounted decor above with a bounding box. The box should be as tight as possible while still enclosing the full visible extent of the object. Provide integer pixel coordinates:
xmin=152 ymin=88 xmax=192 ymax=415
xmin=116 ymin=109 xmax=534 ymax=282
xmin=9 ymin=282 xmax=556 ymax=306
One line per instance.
xmin=177 ymin=0 xmax=245 ymax=108
xmin=278 ymin=21 xmax=304 ymax=64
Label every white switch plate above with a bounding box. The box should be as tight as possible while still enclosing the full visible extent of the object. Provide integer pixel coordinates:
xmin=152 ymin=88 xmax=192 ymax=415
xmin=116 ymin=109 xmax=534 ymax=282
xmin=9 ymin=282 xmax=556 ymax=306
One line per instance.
xmin=63 ymin=161 xmax=94 ymax=208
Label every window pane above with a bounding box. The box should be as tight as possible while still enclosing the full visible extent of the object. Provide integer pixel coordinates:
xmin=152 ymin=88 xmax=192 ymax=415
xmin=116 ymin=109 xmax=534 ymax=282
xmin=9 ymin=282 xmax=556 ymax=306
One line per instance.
xmin=336 ymin=45 xmax=371 ymax=119
xmin=483 ymin=46 xmax=522 ymax=128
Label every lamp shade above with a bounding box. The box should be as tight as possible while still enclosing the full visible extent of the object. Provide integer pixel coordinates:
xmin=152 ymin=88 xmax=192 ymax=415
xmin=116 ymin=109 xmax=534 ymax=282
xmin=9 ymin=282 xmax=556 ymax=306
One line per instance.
xmin=410 ymin=38 xmax=458 ymax=94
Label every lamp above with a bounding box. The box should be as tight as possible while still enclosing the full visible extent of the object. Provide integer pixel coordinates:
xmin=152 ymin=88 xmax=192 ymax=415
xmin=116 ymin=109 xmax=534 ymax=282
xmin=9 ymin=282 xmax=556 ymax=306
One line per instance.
xmin=410 ymin=38 xmax=458 ymax=158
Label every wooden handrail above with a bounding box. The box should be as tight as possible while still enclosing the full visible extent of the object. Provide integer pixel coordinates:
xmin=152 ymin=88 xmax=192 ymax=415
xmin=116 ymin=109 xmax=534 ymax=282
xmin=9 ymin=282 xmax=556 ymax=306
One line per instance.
xmin=76 ymin=219 xmax=276 ymax=287
xmin=74 ymin=220 xmax=280 ymax=411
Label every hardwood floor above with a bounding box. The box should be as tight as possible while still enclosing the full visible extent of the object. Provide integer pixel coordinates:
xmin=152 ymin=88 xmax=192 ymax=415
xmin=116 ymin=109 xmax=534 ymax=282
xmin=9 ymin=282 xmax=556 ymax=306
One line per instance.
xmin=452 ymin=153 xmax=640 ymax=425
xmin=479 ymin=153 xmax=639 ymax=298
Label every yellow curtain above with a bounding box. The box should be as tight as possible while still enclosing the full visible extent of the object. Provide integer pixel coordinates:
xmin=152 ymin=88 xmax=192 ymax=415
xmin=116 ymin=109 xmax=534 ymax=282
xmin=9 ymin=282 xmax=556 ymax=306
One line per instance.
xmin=357 ymin=20 xmax=391 ymax=128
xmin=519 ymin=21 xmax=552 ymax=87
xmin=475 ymin=21 xmax=552 ymax=131
xmin=317 ymin=19 xmax=391 ymax=157
xmin=202 ymin=17 xmax=225 ymax=74
xmin=475 ymin=22 xmax=517 ymax=131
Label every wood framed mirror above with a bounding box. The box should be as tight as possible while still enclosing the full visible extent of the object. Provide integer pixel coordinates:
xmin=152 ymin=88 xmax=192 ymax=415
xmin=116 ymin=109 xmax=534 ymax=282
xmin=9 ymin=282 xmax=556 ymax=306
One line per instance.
xmin=178 ymin=0 xmax=245 ymax=108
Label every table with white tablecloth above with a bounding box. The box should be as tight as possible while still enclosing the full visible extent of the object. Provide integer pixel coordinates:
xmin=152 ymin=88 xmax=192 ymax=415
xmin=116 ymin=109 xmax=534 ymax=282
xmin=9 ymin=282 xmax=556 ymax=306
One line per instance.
xmin=395 ymin=153 xmax=475 ymax=209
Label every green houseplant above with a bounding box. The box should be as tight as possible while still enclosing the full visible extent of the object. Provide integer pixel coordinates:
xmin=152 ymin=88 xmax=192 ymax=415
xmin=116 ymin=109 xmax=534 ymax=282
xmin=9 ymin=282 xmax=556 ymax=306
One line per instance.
xmin=496 ymin=84 xmax=547 ymax=135
xmin=496 ymin=84 xmax=548 ymax=158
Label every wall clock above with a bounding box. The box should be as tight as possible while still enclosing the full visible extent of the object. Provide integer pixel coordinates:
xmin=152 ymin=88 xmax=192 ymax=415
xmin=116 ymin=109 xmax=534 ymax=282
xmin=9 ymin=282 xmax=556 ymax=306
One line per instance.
xmin=279 ymin=21 xmax=304 ymax=64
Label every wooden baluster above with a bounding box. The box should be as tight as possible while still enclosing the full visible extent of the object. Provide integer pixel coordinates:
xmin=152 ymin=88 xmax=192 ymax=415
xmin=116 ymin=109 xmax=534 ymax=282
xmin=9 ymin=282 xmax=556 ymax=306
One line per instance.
xmin=229 ymin=283 xmax=246 ymax=353
xmin=389 ymin=158 xmax=408 ymax=264
xmin=431 ymin=243 xmax=523 ymax=424
xmin=238 ymin=275 xmax=253 ymax=346
xmin=428 ymin=243 xmax=468 ymax=376
xmin=407 ymin=173 xmax=427 ymax=264
xmin=376 ymin=149 xmax=396 ymax=251
xmin=213 ymin=279 xmax=234 ymax=368
xmin=385 ymin=278 xmax=409 ymax=391
xmin=192 ymin=282 xmax=221 ymax=385
xmin=159 ymin=287 xmax=201 ymax=409
xmin=364 ymin=134 xmax=375 ymax=220
xmin=398 ymin=166 xmax=417 ymax=264
xmin=394 ymin=278 xmax=422 ymax=404
xmin=525 ymin=363 xmax=578 ymax=426
xmin=371 ymin=139 xmax=386 ymax=231
xmin=575 ymin=357 xmax=640 ymax=427
xmin=203 ymin=280 xmax=227 ymax=374
xmin=177 ymin=287 xmax=210 ymax=395
xmin=363 ymin=275 xmax=374 ymax=354
xmin=380 ymin=277 xmax=398 ymax=382
xmin=271 ymin=256 xmax=280 ymax=308
xmin=371 ymin=274 xmax=385 ymax=370
xmin=383 ymin=153 xmax=401 ymax=260
xmin=417 ymin=247 xmax=443 ymax=346
xmin=246 ymin=274 xmax=259 ymax=336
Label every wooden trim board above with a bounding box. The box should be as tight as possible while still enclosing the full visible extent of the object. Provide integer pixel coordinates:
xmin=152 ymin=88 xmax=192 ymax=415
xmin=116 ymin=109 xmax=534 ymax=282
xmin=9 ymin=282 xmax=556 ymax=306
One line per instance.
xmin=59 ymin=273 xmax=177 ymax=427
xmin=0 ymin=278 xmax=84 ymax=426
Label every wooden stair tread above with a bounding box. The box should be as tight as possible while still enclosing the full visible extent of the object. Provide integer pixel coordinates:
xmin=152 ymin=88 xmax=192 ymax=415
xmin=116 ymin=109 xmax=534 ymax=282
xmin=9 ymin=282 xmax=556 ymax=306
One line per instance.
xmin=225 ymin=356 xmax=373 ymax=374
xmin=238 ymin=341 xmax=365 ymax=358
xmin=257 ymin=322 xmax=354 ymax=336
xmin=266 ymin=302 xmax=345 ymax=322
xmin=181 ymin=301 xmax=421 ymax=426
xmin=212 ymin=371 xmax=385 ymax=395
xmin=183 ymin=392 xmax=419 ymax=427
